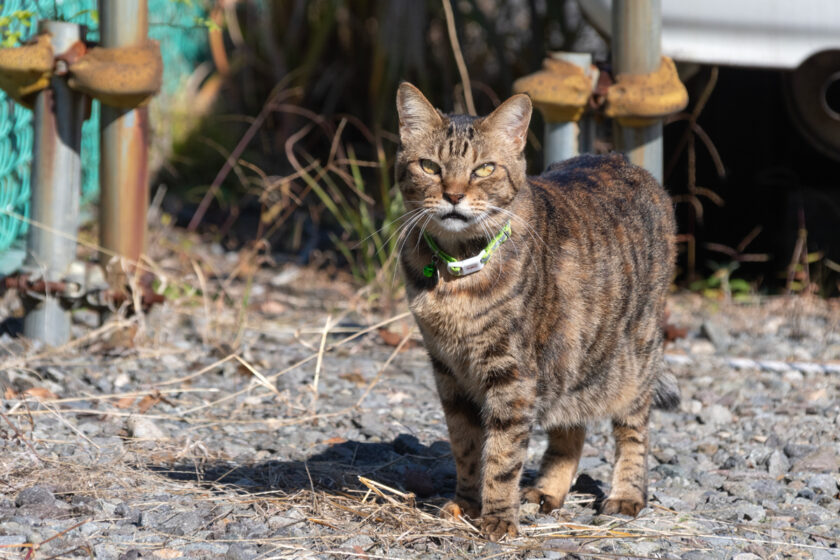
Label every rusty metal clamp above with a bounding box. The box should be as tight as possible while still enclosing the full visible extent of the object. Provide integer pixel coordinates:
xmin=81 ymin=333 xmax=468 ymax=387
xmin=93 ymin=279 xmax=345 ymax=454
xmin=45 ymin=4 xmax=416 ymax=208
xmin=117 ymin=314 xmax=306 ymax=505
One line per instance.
xmin=0 ymin=34 xmax=53 ymax=107
xmin=0 ymin=31 xmax=162 ymax=109
xmin=513 ymin=57 xmax=594 ymax=122
xmin=605 ymin=56 xmax=688 ymax=126
xmin=68 ymin=41 xmax=162 ymax=108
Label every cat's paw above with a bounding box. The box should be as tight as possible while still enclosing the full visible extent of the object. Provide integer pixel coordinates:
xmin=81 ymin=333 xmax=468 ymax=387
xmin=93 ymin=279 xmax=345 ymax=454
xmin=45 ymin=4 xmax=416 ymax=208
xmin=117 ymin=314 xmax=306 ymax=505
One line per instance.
xmin=440 ymin=499 xmax=481 ymax=520
xmin=601 ymin=495 xmax=645 ymax=517
xmin=480 ymin=515 xmax=518 ymax=541
xmin=521 ymin=487 xmax=565 ymax=514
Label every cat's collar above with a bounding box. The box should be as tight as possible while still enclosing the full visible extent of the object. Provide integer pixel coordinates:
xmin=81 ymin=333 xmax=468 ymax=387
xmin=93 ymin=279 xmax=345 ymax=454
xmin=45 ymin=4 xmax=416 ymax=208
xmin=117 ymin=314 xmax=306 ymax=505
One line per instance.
xmin=422 ymin=221 xmax=512 ymax=278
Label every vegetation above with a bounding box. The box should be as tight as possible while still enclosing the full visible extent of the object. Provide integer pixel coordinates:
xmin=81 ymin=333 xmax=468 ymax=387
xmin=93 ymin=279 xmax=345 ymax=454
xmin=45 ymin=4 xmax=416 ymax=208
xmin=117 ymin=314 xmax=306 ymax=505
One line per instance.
xmin=151 ymin=0 xmax=839 ymax=298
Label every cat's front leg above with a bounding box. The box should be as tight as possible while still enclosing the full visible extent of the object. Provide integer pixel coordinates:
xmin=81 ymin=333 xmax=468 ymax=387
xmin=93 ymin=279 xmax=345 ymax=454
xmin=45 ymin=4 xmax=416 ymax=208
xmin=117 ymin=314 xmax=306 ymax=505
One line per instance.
xmin=522 ymin=424 xmax=586 ymax=513
xmin=480 ymin=367 xmax=535 ymax=541
xmin=432 ymin=358 xmax=483 ymax=519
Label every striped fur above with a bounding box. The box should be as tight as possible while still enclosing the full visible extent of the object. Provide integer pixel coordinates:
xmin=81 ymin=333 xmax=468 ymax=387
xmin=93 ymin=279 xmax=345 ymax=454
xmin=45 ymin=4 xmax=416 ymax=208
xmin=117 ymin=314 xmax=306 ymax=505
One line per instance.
xmin=395 ymin=83 xmax=677 ymax=541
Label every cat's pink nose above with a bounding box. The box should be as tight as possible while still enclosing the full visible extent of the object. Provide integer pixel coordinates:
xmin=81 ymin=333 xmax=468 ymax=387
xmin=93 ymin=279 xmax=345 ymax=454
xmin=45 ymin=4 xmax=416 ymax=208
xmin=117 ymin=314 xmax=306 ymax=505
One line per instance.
xmin=443 ymin=192 xmax=465 ymax=205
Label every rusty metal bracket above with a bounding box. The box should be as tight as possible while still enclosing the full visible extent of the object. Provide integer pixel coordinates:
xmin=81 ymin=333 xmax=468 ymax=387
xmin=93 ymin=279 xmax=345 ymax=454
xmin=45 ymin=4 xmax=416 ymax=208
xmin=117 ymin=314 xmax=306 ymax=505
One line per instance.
xmin=68 ymin=40 xmax=162 ymax=108
xmin=0 ymin=34 xmax=53 ymax=107
xmin=0 ymin=33 xmax=162 ymax=110
xmin=605 ymin=56 xmax=688 ymax=126
xmin=513 ymin=57 xmax=593 ymax=122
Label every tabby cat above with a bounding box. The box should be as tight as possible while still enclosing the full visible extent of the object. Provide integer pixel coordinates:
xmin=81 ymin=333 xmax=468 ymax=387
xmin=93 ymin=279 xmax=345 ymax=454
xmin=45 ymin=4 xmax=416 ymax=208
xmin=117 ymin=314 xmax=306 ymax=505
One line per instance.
xmin=394 ymin=82 xmax=679 ymax=541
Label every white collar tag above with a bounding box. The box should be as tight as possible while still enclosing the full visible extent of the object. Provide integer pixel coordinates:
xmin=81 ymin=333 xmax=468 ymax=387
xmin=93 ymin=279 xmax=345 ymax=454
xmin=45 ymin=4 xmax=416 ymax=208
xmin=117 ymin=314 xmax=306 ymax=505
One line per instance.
xmin=446 ymin=251 xmax=487 ymax=276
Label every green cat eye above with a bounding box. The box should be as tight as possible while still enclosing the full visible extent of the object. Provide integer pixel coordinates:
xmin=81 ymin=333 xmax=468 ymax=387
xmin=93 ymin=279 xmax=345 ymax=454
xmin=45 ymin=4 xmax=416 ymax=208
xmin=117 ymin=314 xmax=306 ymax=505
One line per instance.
xmin=473 ymin=163 xmax=495 ymax=178
xmin=420 ymin=159 xmax=441 ymax=175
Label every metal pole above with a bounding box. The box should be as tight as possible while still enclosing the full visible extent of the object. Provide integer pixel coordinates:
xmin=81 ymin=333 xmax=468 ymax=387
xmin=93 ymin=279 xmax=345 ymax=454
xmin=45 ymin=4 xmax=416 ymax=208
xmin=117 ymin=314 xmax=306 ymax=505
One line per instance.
xmin=544 ymin=52 xmax=593 ymax=164
xmin=612 ymin=0 xmax=663 ymax=182
xmin=98 ymin=0 xmax=149 ymax=276
xmin=23 ymin=21 xmax=86 ymax=345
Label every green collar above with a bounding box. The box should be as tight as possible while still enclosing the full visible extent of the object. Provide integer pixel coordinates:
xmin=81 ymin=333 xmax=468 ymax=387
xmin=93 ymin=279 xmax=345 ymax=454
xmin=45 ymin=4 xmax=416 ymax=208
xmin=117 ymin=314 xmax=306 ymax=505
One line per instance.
xmin=422 ymin=221 xmax=512 ymax=277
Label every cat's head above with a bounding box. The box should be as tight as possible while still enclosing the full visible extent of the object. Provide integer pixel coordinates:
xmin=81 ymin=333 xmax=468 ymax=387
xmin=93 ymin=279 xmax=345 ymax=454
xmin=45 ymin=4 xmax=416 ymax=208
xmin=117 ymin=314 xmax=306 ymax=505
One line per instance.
xmin=395 ymin=83 xmax=531 ymax=238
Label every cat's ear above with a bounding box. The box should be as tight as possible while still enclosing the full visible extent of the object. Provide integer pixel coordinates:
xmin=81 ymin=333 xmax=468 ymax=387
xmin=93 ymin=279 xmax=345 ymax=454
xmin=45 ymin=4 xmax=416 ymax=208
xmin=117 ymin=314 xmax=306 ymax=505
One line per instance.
xmin=481 ymin=94 xmax=532 ymax=153
xmin=397 ymin=82 xmax=443 ymax=142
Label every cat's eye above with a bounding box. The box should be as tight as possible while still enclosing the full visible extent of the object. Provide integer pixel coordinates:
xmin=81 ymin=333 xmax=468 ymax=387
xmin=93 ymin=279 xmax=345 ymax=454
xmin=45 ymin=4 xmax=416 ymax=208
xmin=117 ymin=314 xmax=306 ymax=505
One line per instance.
xmin=473 ymin=163 xmax=495 ymax=178
xmin=420 ymin=159 xmax=441 ymax=175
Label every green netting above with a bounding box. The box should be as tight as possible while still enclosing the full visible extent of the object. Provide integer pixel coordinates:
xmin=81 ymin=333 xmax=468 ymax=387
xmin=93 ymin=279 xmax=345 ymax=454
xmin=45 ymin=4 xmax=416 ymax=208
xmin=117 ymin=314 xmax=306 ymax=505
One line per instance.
xmin=0 ymin=0 xmax=208 ymax=253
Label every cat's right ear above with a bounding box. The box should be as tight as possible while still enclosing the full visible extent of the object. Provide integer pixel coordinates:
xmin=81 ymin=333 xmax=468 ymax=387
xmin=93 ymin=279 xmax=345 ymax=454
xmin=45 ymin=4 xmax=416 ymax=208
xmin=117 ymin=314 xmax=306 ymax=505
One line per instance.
xmin=397 ymin=83 xmax=443 ymax=142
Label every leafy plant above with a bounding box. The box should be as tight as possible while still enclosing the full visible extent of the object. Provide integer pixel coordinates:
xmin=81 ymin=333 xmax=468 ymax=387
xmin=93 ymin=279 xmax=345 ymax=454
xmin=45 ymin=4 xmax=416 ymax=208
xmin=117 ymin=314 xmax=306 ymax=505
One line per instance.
xmin=0 ymin=9 xmax=33 ymax=47
xmin=304 ymin=144 xmax=405 ymax=291
xmin=689 ymin=261 xmax=754 ymax=302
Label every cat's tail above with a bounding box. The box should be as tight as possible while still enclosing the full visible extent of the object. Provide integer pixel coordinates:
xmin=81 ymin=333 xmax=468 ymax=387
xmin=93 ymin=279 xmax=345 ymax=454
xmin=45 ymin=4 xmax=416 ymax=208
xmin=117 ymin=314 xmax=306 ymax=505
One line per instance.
xmin=652 ymin=372 xmax=680 ymax=411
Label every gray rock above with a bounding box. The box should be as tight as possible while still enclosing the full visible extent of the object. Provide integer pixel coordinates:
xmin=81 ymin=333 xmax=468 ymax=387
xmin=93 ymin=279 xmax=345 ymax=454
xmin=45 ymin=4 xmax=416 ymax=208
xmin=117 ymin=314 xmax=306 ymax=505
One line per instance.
xmin=681 ymin=551 xmax=719 ymax=560
xmin=226 ymin=543 xmax=257 ymax=560
xmin=784 ymin=442 xmax=816 ymax=458
xmin=701 ymin=320 xmax=731 ymax=351
xmin=0 ymin=535 xmax=25 ymax=546
xmin=654 ymin=464 xmax=687 ymax=479
xmin=163 ymin=511 xmax=204 ymax=535
xmin=343 ymin=535 xmax=374 ymax=549
xmin=722 ymin=455 xmax=746 ymax=469
xmin=139 ymin=506 xmax=172 ymax=529
xmin=700 ymin=404 xmax=733 ymax=425
xmin=807 ymin=474 xmax=838 ymax=496
xmin=15 ymin=486 xmax=55 ymax=507
xmin=114 ymin=503 xmax=140 ymax=524
xmin=689 ymin=340 xmax=717 ymax=355
xmin=733 ymin=554 xmax=762 ymax=560
xmin=728 ymin=503 xmax=766 ymax=522
xmin=183 ymin=542 xmax=229 ymax=555
xmin=626 ymin=541 xmax=662 ymax=556
xmin=791 ymin=446 xmax=839 ymax=473
xmin=126 ymin=416 xmax=169 ymax=440
xmin=767 ymin=449 xmax=790 ymax=478
xmin=92 ymin=544 xmax=121 ymax=560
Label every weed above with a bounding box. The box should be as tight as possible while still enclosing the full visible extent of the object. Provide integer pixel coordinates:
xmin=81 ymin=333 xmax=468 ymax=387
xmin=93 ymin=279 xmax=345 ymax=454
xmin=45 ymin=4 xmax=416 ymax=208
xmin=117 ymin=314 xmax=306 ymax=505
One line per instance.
xmin=305 ymin=144 xmax=405 ymax=291
xmin=689 ymin=261 xmax=754 ymax=302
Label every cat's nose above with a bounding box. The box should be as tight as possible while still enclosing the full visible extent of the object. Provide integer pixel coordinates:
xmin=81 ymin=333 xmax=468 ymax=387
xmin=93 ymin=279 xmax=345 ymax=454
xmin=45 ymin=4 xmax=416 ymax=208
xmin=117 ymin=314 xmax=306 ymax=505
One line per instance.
xmin=443 ymin=192 xmax=465 ymax=205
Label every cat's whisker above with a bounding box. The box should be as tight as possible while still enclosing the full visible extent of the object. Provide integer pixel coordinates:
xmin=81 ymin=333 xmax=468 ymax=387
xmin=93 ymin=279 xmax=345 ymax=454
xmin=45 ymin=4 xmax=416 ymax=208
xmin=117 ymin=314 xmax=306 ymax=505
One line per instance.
xmin=395 ymin=211 xmax=428 ymax=257
xmin=414 ymin=213 xmax=436 ymax=253
xmin=390 ymin=217 xmax=419 ymax=287
xmin=373 ymin=208 xmax=427 ymax=257
xmin=392 ymin=208 xmax=432 ymax=286
xmin=486 ymin=204 xmax=548 ymax=250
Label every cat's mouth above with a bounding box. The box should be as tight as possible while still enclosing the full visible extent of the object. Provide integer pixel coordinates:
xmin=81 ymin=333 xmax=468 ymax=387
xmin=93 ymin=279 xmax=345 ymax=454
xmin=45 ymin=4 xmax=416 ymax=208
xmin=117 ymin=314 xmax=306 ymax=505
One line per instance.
xmin=440 ymin=211 xmax=470 ymax=222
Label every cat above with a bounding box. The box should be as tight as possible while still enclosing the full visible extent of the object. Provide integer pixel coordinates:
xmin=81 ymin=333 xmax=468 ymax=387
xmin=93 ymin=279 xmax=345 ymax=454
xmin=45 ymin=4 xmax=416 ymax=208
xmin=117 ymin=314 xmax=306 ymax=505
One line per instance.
xmin=394 ymin=82 xmax=679 ymax=541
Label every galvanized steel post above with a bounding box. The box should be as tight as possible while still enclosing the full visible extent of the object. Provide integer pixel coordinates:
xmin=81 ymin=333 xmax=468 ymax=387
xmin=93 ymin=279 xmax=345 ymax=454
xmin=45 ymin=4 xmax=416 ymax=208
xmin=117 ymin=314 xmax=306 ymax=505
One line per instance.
xmin=611 ymin=0 xmax=663 ymax=182
xmin=544 ymin=52 xmax=594 ymax=164
xmin=23 ymin=21 xmax=86 ymax=345
xmin=98 ymin=0 xmax=150 ymax=276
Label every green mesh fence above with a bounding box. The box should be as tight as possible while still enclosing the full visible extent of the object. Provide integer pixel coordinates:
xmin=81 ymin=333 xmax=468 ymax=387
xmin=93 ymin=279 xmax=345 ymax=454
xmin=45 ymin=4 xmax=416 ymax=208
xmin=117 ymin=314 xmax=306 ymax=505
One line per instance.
xmin=0 ymin=0 xmax=208 ymax=255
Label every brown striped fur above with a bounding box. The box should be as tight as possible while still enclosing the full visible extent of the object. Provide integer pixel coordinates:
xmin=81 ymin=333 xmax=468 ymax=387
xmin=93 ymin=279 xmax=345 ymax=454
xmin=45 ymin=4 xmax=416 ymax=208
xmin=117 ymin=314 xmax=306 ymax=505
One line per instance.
xmin=395 ymin=83 xmax=678 ymax=541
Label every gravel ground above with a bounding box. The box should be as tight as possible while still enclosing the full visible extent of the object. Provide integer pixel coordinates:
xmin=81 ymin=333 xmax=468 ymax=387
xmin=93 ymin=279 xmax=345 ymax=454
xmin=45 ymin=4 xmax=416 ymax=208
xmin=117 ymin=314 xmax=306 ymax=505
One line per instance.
xmin=1 ymin=240 xmax=839 ymax=559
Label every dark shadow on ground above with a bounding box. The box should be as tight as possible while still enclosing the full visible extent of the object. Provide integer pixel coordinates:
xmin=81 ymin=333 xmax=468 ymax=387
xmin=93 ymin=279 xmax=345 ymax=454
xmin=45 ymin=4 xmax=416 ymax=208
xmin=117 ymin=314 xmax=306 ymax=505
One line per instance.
xmin=150 ymin=433 xmax=606 ymax=514
xmin=0 ymin=317 xmax=23 ymax=337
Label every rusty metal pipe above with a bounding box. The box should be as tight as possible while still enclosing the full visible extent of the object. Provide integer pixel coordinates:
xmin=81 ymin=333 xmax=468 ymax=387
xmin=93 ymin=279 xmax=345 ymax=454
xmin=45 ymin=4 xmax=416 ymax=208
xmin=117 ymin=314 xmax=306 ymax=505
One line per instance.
xmin=23 ymin=21 xmax=86 ymax=346
xmin=97 ymin=0 xmax=150 ymax=277
xmin=611 ymin=0 xmax=664 ymax=182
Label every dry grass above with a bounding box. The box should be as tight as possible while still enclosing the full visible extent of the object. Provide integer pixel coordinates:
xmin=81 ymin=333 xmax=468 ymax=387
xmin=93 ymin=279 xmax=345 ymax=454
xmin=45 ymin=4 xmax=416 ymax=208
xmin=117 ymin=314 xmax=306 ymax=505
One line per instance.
xmin=2 ymin=224 xmax=839 ymax=559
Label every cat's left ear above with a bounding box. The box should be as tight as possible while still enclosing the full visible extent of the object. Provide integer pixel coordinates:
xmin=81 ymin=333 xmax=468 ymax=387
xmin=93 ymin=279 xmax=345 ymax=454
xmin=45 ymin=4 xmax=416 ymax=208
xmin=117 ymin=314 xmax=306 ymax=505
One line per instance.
xmin=481 ymin=94 xmax=532 ymax=153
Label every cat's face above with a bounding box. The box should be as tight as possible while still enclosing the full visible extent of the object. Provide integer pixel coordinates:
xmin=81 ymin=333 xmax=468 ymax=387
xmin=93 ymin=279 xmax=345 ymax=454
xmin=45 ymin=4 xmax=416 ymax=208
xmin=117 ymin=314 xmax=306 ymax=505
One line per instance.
xmin=395 ymin=83 xmax=532 ymax=237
